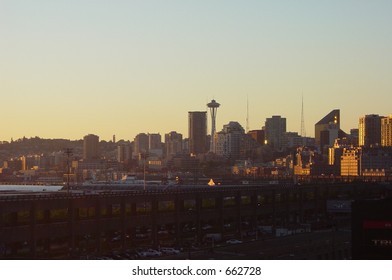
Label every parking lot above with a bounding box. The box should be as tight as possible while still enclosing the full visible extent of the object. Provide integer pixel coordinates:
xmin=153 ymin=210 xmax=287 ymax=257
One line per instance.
xmin=86 ymin=229 xmax=351 ymax=260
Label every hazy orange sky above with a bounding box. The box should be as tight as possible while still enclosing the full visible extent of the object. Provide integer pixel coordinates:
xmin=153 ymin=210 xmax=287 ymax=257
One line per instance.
xmin=1 ymin=1 xmax=391 ymax=141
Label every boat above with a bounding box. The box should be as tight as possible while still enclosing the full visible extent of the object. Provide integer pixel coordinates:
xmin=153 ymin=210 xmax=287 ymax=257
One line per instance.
xmin=0 ymin=185 xmax=63 ymax=192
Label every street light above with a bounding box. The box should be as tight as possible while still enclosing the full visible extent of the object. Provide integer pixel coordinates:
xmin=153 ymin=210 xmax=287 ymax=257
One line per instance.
xmin=64 ymin=148 xmax=73 ymax=196
xmin=141 ymin=152 xmax=149 ymax=191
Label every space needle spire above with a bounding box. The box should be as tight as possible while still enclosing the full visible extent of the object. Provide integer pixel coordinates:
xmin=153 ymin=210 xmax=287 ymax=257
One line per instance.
xmin=207 ymin=99 xmax=220 ymax=152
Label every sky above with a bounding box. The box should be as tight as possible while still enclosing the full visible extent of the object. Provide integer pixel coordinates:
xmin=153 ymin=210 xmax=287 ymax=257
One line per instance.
xmin=1 ymin=0 xmax=391 ymax=141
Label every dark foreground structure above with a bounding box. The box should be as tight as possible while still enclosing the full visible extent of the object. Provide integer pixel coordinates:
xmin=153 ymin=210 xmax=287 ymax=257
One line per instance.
xmin=0 ymin=182 xmax=390 ymax=259
xmin=352 ymin=198 xmax=392 ymax=259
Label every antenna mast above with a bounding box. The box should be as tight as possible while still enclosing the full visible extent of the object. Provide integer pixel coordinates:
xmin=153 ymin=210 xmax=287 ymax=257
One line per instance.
xmin=246 ymin=96 xmax=249 ymax=133
xmin=300 ymin=94 xmax=306 ymax=137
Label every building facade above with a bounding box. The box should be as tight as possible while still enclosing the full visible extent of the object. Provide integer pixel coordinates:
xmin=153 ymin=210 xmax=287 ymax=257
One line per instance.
xmin=148 ymin=133 xmax=163 ymax=157
xmin=117 ymin=144 xmax=132 ymax=164
xmin=265 ymin=116 xmax=286 ymax=151
xmin=165 ymin=131 xmax=183 ymax=159
xmin=133 ymin=133 xmax=149 ymax=157
xmin=83 ymin=134 xmax=99 ymax=160
xmin=359 ymin=114 xmax=382 ymax=147
xmin=214 ymin=121 xmax=245 ymax=159
xmin=381 ymin=115 xmax=392 ymax=147
xmin=340 ymin=148 xmax=361 ymax=177
xmin=248 ymin=130 xmax=265 ymax=146
xmin=339 ymin=147 xmax=392 ymax=177
xmin=315 ymin=110 xmax=341 ymax=153
xmin=361 ymin=147 xmax=392 ymax=176
xmin=188 ymin=111 xmax=207 ymax=155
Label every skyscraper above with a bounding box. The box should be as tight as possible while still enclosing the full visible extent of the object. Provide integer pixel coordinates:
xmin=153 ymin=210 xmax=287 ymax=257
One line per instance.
xmin=359 ymin=114 xmax=382 ymax=147
xmin=188 ymin=111 xmax=207 ymax=155
xmin=148 ymin=133 xmax=163 ymax=157
xmin=148 ymin=133 xmax=162 ymax=150
xmin=215 ymin=121 xmax=245 ymax=159
xmin=83 ymin=134 xmax=99 ymax=160
xmin=265 ymin=116 xmax=286 ymax=151
xmin=134 ymin=133 xmax=149 ymax=156
xmin=315 ymin=109 xmax=341 ymax=152
xmin=165 ymin=131 xmax=183 ymax=159
xmin=248 ymin=130 xmax=265 ymax=146
xmin=117 ymin=144 xmax=132 ymax=163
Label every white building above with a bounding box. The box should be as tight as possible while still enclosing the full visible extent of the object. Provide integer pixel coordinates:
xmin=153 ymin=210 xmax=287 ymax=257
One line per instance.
xmin=214 ymin=122 xmax=245 ymax=160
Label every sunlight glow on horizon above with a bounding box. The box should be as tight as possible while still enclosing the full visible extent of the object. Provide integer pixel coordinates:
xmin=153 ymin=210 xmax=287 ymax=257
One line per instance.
xmin=1 ymin=1 xmax=391 ymax=141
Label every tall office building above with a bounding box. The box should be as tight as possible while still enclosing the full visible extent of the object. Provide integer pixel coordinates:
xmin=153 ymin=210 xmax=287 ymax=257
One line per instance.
xmin=381 ymin=115 xmax=392 ymax=147
xmin=248 ymin=129 xmax=265 ymax=145
xmin=315 ymin=109 xmax=341 ymax=152
xmin=148 ymin=133 xmax=162 ymax=150
xmin=265 ymin=116 xmax=286 ymax=151
xmin=134 ymin=133 xmax=149 ymax=156
xmin=188 ymin=111 xmax=207 ymax=155
xmin=117 ymin=144 xmax=132 ymax=163
xmin=215 ymin=121 xmax=245 ymax=159
xmin=359 ymin=114 xmax=382 ymax=147
xmin=165 ymin=131 xmax=183 ymax=158
xmin=350 ymin=129 xmax=359 ymax=138
xmin=83 ymin=134 xmax=100 ymax=160
xmin=148 ymin=133 xmax=163 ymax=157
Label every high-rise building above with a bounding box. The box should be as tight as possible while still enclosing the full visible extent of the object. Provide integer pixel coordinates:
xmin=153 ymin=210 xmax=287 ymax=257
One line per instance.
xmin=350 ymin=129 xmax=359 ymax=138
xmin=117 ymin=144 xmax=132 ymax=163
xmin=359 ymin=114 xmax=382 ymax=147
xmin=188 ymin=111 xmax=207 ymax=155
xmin=165 ymin=131 xmax=183 ymax=159
xmin=83 ymin=134 xmax=99 ymax=160
xmin=148 ymin=133 xmax=162 ymax=150
xmin=265 ymin=116 xmax=286 ymax=151
xmin=134 ymin=133 xmax=149 ymax=156
xmin=248 ymin=130 xmax=265 ymax=145
xmin=148 ymin=133 xmax=163 ymax=157
xmin=315 ymin=109 xmax=341 ymax=152
xmin=381 ymin=115 xmax=392 ymax=147
xmin=215 ymin=121 xmax=245 ymax=159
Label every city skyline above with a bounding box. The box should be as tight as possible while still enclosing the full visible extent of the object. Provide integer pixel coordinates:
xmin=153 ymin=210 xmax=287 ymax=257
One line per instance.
xmin=1 ymin=1 xmax=391 ymax=141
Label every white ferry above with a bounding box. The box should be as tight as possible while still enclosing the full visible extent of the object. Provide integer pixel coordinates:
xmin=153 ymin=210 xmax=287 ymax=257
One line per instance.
xmin=0 ymin=185 xmax=63 ymax=192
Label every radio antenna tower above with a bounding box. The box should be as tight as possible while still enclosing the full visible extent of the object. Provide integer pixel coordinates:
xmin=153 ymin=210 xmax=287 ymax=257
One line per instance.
xmin=300 ymin=94 xmax=306 ymax=137
xmin=246 ymin=95 xmax=250 ymax=133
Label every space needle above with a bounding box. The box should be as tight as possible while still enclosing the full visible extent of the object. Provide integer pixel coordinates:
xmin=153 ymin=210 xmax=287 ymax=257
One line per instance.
xmin=207 ymin=99 xmax=220 ymax=152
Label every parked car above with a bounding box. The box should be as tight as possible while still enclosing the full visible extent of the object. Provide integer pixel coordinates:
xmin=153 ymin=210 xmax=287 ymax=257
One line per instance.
xmin=226 ymin=239 xmax=243 ymax=244
xmin=139 ymin=249 xmax=162 ymax=257
xmin=160 ymin=247 xmax=180 ymax=255
xmin=202 ymin=224 xmax=213 ymax=230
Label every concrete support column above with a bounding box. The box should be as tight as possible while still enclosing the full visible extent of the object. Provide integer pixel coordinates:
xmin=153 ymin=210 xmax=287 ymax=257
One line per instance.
xmin=151 ymin=199 xmax=158 ymax=247
xmin=68 ymin=199 xmax=75 ymax=258
xmin=30 ymin=202 xmax=36 ymax=259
